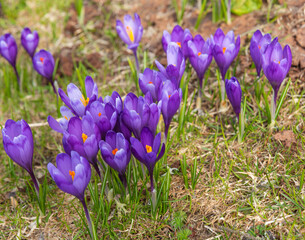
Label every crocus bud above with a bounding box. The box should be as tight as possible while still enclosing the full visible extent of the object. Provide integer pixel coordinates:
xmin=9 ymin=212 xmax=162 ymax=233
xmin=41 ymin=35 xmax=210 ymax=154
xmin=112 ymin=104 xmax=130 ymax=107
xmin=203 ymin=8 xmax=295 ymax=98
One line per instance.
xmin=212 ymin=28 xmax=240 ymax=81
xmin=116 ymin=13 xmax=143 ymax=51
xmin=225 ymin=77 xmax=242 ymax=119
xmin=0 ymin=33 xmax=18 ymax=67
xmin=21 ymin=27 xmax=39 ymax=58
xmin=2 ymin=119 xmax=39 ymax=194
xmin=47 ymin=151 xmax=91 ymax=201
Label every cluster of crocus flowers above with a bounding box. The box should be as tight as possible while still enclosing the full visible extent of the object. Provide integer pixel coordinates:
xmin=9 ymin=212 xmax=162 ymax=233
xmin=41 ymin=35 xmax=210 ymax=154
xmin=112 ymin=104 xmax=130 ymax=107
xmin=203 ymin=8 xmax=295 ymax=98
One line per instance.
xmin=0 ymin=28 xmax=56 ymax=93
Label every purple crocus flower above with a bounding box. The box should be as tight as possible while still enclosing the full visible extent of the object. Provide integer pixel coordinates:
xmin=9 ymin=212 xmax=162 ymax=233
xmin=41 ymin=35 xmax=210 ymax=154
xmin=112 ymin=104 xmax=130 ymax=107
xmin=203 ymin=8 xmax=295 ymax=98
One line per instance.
xmin=262 ymin=38 xmax=292 ymax=119
xmin=87 ymin=101 xmax=118 ymax=139
xmin=139 ymin=68 xmax=163 ymax=102
xmin=250 ymin=30 xmax=272 ymax=77
xmin=2 ymin=119 xmax=39 ymax=196
xmin=0 ymin=33 xmax=20 ymax=85
xmin=155 ymin=42 xmax=186 ymax=89
xmin=21 ymin=27 xmax=39 ymax=58
xmin=162 ymin=25 xmax=193 ymax=58
xmin=58 ymin=76 xmax=98 ymax=117
xmin=212 ymin=28 xmax=240 ymax=81
xmin=159 ymin=80 xmax=182 ymax=140
xmin=48 ymin=114 xmax=102 ymax=179
xmin=122 ymin=92 xmax=161 ymax=139
xmin=103 ymin=91 xmax=123 ymax=114
xmin=116 ymin=13 xmax=143 ymax=72
xmin=187 ymin=35 xmax=213 ymax=90
xmin=47 ymin=151 xmax=94 ymax=237
xmin=225 ymin=77 xmax=242 ymax=120
xmin=99 ymin=131 xmax=131 ymax=188
xmin=130 ymin=127 xmax=165 ymax=192
xmin=33 ymin=49 xmax=56 ymax=93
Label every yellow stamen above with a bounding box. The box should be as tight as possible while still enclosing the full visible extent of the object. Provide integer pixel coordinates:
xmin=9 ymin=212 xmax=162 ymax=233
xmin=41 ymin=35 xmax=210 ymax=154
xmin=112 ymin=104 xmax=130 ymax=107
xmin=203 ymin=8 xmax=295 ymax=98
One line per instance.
xmin=278 ymin=61 xmax=280 ymax=64
xmin=98 ymin=112 xmax=102 ymax=117
xmin=198 ymin=52 xmax=201 ymax=56
xmin=69 ymin=170 xmax=75 ymax=181
xmin=177 ymin=42 xmax=181 ymax=48
xmin=112 ymin=148 xmax=118 ymax=155
xmin=82 ymin=133 xmax=88 ymax=143
xmin=126 ymin=26 xmax=134 ymax=42
xmin=222 ymin=47 xmax=226 ymax=54
xmin=64 ymin=116 xmax=68 ymax=120
xmin=80 ymin=95 xmax=89 ymax=107
xmin=145 ymin=145 xmax=152 ymax=153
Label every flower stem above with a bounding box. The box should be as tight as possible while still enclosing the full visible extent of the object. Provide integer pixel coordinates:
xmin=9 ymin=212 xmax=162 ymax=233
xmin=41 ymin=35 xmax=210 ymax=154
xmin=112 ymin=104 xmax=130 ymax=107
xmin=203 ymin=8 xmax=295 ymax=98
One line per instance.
xmin=29 ymin=171 xmax=39 ymax=199
xmin=80 ymin=199 xmax=97 ymax=240
xmin=238 ymin=108 xmax=244 ymax=143
xmin=271 ymin=88 xmax=277 ymax=123
xmin=13 ymin=66 xmax=20 ymax=87
xmin=132 ymin=49 xmax=140 ymax=75
xmin=220 ymin=80 xmax=225 ymax=102
xmin=164 ymin=123 xmax=169 ymax=143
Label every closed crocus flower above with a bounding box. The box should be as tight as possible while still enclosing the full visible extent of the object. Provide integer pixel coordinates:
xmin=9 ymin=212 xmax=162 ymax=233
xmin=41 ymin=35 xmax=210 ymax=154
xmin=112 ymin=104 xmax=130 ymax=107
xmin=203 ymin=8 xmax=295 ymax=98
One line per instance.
xmin=249 ymin=30 xmax=272 ymax=77
xmin=139 ymin=68 xmax=163 ymax=102
xmin=58 ymin=76 xmax=98 ymax=117
xmin=159 ymin=80 xmax=182 ymax=140
xmin=87 ymin=101 xmax=118 ymax=139
xmin=130 ymin=127 xmax=165 ymax=192
xmin=155 ymin=42 xmax=185 ymax=89
xmin=21 ymin=27 xmax=39 ymax=58
xmin=162 ymin=25 xmax=193 ymax=58
xmin=116 ymin=13 xmax=143 ymax=51
xmin=33 ymin=49 xmax=56 ymax=93
xmin=212 ymin=28 xmax=240 ymax=81
xmin=225 ymin=77 xmax=242 ymax=120
xmin=103 ymin=91 xmax=123 ymax=114
xmin=99 ymin=131 xmax=131 ymax=187
xmin=0 ymin=33 xmax=20 ymax=85
xmin=187 ymin=35 xmax=213 ymax=90
xmin=122 ymin=92 xmax=160 ymax=139
xmin=262 ymin=38 xmax=292 ymax=101
xmin=2 ymin=119 xmax=39 ymax=195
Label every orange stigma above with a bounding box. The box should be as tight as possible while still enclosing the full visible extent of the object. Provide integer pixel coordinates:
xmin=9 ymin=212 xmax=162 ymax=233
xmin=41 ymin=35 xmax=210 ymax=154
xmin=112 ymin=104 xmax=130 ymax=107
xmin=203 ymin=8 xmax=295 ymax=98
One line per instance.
xmin=222 ymin=47 xmax=226 ymax=54
xmin=126 ymin=26 xmax=134 ymax=42
xmin=40 ymin=57 xmax=44 ymax=63
xmin=145 ymin=145 xmax=152 ymax=153
xmin=64 ymin=116 xmax=68 ymax=120
xmin=168 ymin=94 xmax=171 ymax=98
xmin=82 ymin=133 xmax=88 ymax=143
xmin=98 ymin=112 xmax=102 ymax=117
xmin=148 ymin=81 xmax=153 ymax=84
xmin=198 ymin=52 xmax=202 ymax=56
xmin=80 ymin=95 xmax=89 ymax=107
xmin=177 ymin=42 xmax=181 ymax=48
xmin=112 ymin=148 xmax=118 ymax=155
xmin=258 ymin=45 xmax=261 ymax=50
xmin=69 ymin=170 xmax=75 ymax=181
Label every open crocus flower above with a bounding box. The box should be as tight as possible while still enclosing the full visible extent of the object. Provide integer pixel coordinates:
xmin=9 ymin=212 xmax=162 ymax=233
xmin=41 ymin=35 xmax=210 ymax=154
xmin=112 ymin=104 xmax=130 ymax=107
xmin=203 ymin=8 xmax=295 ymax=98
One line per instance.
xmin=159 ymin=80 xmax=182 ymax=140
xmin=99 ymin=131 xmax=131 ymax=188
xmin=250 ymin=30 xmax=272 ymax=78
xmin=33 ymin=49 xmax=56 ymax=93
xmin=21 ymin=27 xmax=39 ymax=58
xmin=116 ymin=13 xmax=143 ymax=72
xmin=139 ymin=68 xmax=163 ymax=102
xmin=225 ymin=77 xmax=242 ymax=120
xmin=2 ymin=119 xmax=39 ymax=196
xmin=212 ymin=28 xmax=240 ymax=81
xmin=122 ymin=92 xmax=161 ymax=139
xmin=87 ymin=101 xmax=118 ymax=139
xmin=48 ymin=114 xmax=102 ymax=179
xmin=187 ymin=35 xmax=213 ymax=90
xmin=155 ymin=42 xmax=185 ymax=89
xmin=58 ymin=76 xmax=98 ymax=117
xmin=130 ymin=127 xmax=165 ymax=193
xmin=47 ymin=151 xmax=94 ymax=237
xmin=0 ymin=33 xmax=19 ymax=85
xmin=262 ymin=38 xmax=292 ymax=120
xmin=162 ymin=25 xmax=193 ymax=58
